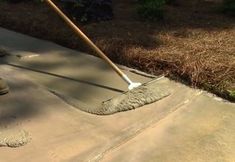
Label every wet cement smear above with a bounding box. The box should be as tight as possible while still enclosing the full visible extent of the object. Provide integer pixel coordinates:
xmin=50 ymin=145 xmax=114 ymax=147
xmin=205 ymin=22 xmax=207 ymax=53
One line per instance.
xmin=0 ymin=129 xmax=31 ymax=147
xmin=52 ymin=79 xmax=171 ymax=115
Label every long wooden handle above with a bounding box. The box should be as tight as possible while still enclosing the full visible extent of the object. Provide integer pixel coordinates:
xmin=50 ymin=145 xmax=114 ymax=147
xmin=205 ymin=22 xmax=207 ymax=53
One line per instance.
xmin=45 ymin=0 xmax=132 ymax=85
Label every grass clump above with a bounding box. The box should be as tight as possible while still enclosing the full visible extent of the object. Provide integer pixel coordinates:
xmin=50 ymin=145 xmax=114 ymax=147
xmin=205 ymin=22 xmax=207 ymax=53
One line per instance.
xmin=228 ymin=90 xmax=235 ymax=99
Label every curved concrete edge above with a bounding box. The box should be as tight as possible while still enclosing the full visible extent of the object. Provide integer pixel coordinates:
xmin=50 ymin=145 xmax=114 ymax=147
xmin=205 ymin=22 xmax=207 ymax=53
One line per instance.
xmin=49 ymin=78 xmax=171 ymax=115
xmin=0 ymin=64 xmax=199 ymax=162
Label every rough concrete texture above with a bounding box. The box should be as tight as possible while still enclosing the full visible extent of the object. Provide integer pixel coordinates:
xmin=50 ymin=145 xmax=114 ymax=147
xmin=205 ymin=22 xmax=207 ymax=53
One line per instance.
xmin=0 ymin=129 xmax=30 ymax=148
xmin=1 ymin=46 xmax=170 ymax=114
xmin=0 ymin=28 xmax=234 ymax=162
xmin=99 ymin=79 xmax=170 ymax=114
xmin=52 ymin=78 xmax=170 ymax=115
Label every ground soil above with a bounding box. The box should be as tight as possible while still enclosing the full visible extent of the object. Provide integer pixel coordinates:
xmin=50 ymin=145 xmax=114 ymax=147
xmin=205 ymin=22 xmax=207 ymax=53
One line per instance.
xmin=0 ymin=0 xmax=234 ymax=101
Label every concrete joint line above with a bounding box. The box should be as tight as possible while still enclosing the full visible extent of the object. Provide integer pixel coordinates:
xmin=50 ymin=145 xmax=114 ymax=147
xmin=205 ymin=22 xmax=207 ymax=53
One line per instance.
xmin=89 ymin=91 xmax=203 ymax=162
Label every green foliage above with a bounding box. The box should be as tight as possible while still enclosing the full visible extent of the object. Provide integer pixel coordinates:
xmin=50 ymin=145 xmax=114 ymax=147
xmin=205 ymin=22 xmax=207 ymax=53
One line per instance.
xmin=61 ymin=0 xmax=113 ymax=23
xmin=137 ymin=0 xmax=166 ymax=21
xmin=1 ymin=0 xmax=113 ymax=22
xmin=223 ymin=0 xmax=235 ymax=16
xmin=229 ymin=90 xmax=235 ymax=98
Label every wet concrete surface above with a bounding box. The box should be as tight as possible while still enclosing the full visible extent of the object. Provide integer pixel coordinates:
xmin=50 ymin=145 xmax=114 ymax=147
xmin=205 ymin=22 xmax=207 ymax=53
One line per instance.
xmin=0 ymin=27 xmax=234 ymax=162
xmin=0 ymin=27 xmax=154 ymax=106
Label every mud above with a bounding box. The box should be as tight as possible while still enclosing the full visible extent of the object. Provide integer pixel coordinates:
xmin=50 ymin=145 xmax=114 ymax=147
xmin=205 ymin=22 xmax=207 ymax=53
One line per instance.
xmin=52 ymin=78 xmax=171 ymax=115
xmin=0 ymin=129 xmax=30 ymax=147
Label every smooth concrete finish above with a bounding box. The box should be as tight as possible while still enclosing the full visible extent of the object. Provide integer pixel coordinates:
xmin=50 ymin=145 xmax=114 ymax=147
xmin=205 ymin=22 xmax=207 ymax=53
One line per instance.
xmin=2 ymin=49 xmax=170 ymax=115
xmin=0 ymin=28 xmax=234 ymax=162
xmin=0 ymin=27 xmax=155 ymax=106
xmin=0 ymin=27 xmax=171 ymax=114
xmin=102 ymin=94 xmax=235 ymax=162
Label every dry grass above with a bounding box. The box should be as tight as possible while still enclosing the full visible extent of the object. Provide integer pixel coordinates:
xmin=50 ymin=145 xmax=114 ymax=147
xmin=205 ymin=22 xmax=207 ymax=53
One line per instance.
xmin=0 ymin=0 xmax=234 ymax=100
xmin=93 ymin=27 xmax=235 ymax=99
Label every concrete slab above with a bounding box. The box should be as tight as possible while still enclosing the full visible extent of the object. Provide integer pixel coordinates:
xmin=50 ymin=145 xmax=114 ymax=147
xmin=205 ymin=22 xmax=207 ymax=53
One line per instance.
xmin=0 ymin=65 xmax=195 ymax=162
xmin=101 ymin=94 xmax=235 ymax=162
xmin=0 ymin=27 xmax=155 ymax=107
xmin=0 ymin=27 xmax=171 ymax=114
xmin=0 ymin=28 xmax=234 ymax=162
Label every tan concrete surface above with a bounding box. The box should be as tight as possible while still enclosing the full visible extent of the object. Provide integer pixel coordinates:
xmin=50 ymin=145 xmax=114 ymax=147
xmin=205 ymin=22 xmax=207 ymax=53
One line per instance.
xmin=102 ymin=94 xmax=235 ymax=162
xmin=0 ymin=65 xmax=193 ymax=162
xmin=0 ymin=28 xmax=234 ymax=162
xmin=0 ymin=27 xmax=153 ymax=106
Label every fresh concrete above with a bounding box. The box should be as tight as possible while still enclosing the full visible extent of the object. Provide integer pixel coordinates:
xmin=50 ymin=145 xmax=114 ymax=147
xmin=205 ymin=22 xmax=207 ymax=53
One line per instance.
xmin=51 ymin=78 xmax=170 ymax=115
xmin=0 ymin=28 xmax=150 ymax=105
xmin=0 ymin=129 xmax=30 ymax=148
xmin=1 ymin=48 xmax=170 ymax=115
xmin=0 ymin=27 xmax=171 ymax=114
xmin=0 ymin=27 xmax=234 ymax=162
xmin=0 ymin=64 xmax=193 ymax=161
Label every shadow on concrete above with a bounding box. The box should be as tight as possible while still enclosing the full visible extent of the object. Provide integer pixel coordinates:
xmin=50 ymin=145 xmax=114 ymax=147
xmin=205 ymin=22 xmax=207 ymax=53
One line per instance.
xmin=0 ymin=78 xmax=42 ymax=127
xmin=6 ymin=63 xmax=124 ymax=93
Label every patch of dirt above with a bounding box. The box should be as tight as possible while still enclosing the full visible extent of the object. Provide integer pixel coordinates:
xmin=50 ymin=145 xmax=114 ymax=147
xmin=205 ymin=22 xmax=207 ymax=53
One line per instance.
xmin=0 ymin=0 xmax=234 ymax=101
